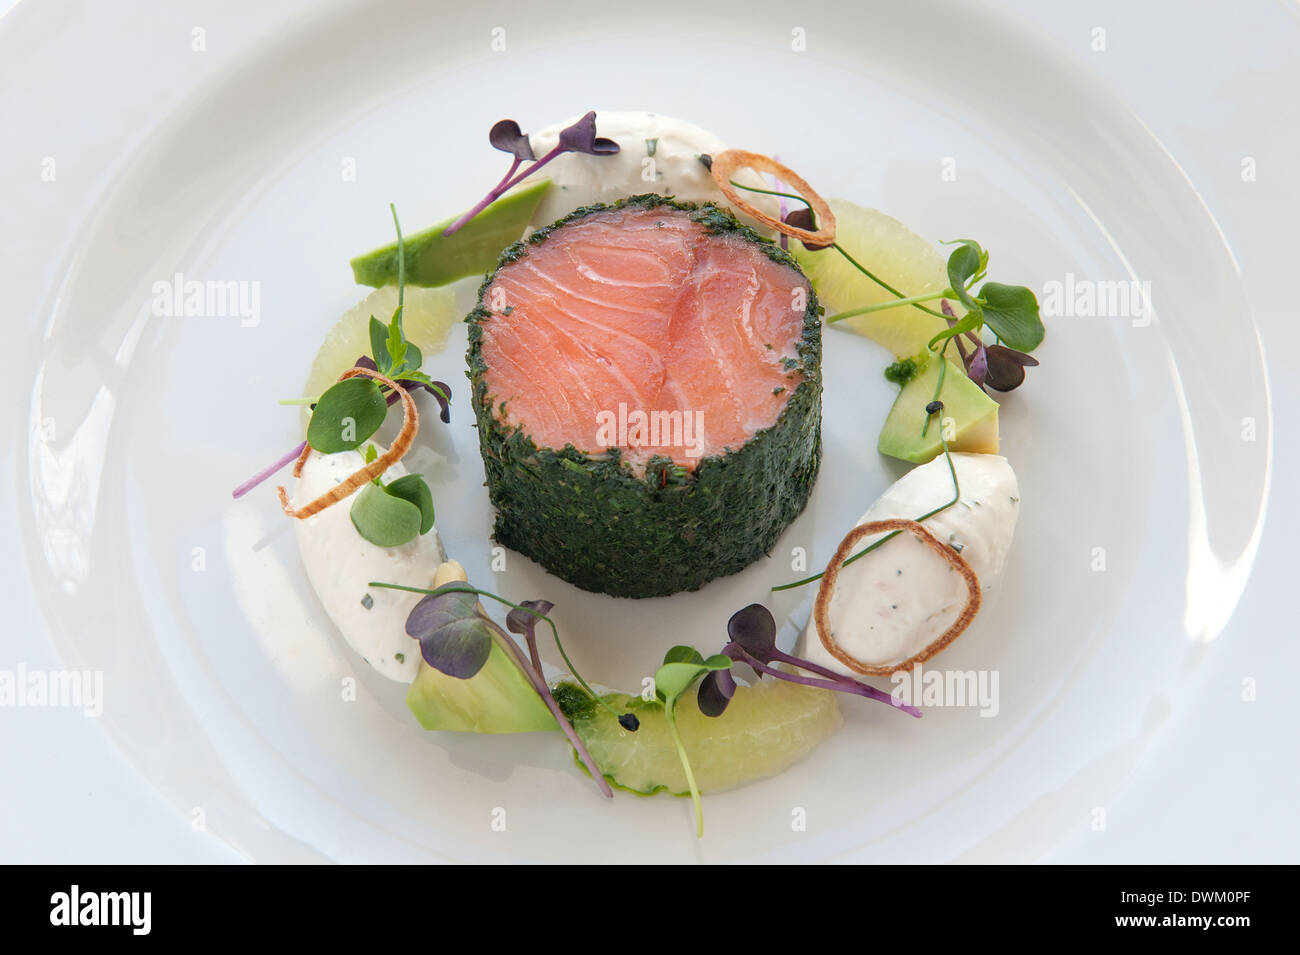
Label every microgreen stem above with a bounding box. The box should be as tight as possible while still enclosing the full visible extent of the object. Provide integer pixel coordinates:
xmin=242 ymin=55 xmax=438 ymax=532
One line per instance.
xmin=232 ymin=440 xmax=307 ymax=499
xmin=734 ymin=650 xmax=920 ymax=717
xmin=829 ymin=243 xmax=950 ymax=320
xmin=770 ymin=437 xmax=962 ymax=591
xmin=277 ymin=397 xmax=317 ymax=406
xmin=493 ymin=618 xmax=614 ymax=799
xmin=367 ymin=579 xmax=613 ymax=798
xmin=665 ymin=704 xmax=704 ymax=838
xmin=828 ymin=289 xmax=954 ymax=323
xmin=444 ymin=139 xmax=577 ymax=239
xmin=921 ymin=340 xmax=952 ymax=439
xmin=369 ymin=581 xmax=621 ymax=721
xmin=390 ymin=203 xmax=406 ymax=314
xmin=728 ymin=179 xmax=810 ymax=207
xmin=725 ymin=177 xmax=945 ymax=320
xmin=441 ymin=155 xmax=525 ymax=237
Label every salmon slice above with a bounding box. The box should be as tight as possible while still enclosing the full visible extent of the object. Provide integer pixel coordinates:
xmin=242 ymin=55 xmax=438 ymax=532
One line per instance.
xmin=467 ymin=195 xmax=823 ymax=597
xmin=477 ymin=202 xmax=810 ymax=470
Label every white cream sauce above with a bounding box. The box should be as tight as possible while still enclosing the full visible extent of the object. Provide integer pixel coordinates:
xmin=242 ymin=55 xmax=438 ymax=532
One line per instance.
xmin=799 ymin=453 xmax=1020 ymax=674
xmin=292 ymin=447 xmax=445 ymax=682
xmin=522 ymin=110 xmax=780 ymax=231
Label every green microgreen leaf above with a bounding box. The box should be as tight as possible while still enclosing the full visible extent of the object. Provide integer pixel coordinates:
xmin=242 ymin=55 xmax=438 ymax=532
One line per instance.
xmin=662 ymin=645 xmax=705 ymax=667
xmin=654 ymin=662 xmax=711 ymax=702
xmin=349 ymin=483 xmax=423 ymax=547
xmin=652 ymin=646 xmax=733 ymax=838
xmin=369 ymin=316 xmax=391 ymax=373
xmin=383 ymin=473 xmax=435 ymax=535
xmin=391 ymin=203 xmax=406 ymax=310
xmin=385 ymin=305 xmax=408 ymax=373
xmin=926 ymin=310 xmax=982 ymax=351
xmin=944 ymin=240 xmax=986 ymax=311
xmin=977 ymin=282 xmax=1044 ymax=352
xmin=399 ymin=341 xmax=422 ymax=378
xmin=307 ymin=377 xmax=388 ymax=453
xmin=655 ymin=648 xmax=732 ymax=703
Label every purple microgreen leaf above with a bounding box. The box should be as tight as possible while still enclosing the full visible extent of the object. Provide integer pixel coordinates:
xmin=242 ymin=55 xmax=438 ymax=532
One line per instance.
xmin=422 ymin=380 xmax=452 ymax=423
xmin=405 ymin=587 xmax=493 ymax=679
xmin=697 ymin=667 xmax=736 ymax=718
xmin=726 ymin=603 xmax=779 ymax=662
xmin=505 ymin=598 xmax=555 ymax=635
xmin=446 ymin=111 xmax=618 ymax=238
xmin=489 ymin=119 xmax=534 ymax=161
xmin=506 ymin=598 xmax=554 ymax=675
xmin=556 ymin=111 xmax=620 ymax=155
xmin=966 ymin=344 xmax=988 ymax=387
xmin=783 ymin=207 xmax=833 ymax=251
xmin=718 ymin=603 xmax=920 ymax=718
xmin=987 ymin=343 xmax=1039 ymax=367
xmin=983 ymin=344 xmax=1037 ymax=392
xmin=783 ymin=207 xmax=814 ymax=230
xmin=382 ymin=578 xmax=613 ymax=796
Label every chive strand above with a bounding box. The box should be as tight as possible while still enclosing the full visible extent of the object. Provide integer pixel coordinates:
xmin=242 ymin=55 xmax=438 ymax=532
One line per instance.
xmin=769 ymin=436 xmax=962 ymax=592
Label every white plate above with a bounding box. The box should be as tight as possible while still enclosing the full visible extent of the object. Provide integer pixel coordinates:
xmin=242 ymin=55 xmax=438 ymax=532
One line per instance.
xmin=11 ymin=0 xmax=1278 ymax=862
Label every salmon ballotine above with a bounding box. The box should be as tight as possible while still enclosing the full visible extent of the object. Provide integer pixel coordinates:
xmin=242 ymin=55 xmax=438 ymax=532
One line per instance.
xmin=467 ymin=194 xmax=822 ymax=597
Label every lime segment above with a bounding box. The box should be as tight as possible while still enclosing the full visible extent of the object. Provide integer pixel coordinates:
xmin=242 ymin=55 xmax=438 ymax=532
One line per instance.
xmin=570 ymin=678 xmax=841 ymax=796
xmin=301 ymin=285 xmax=457 ymax=411
xmin=794 ymin=199 xmax=955 ymax=357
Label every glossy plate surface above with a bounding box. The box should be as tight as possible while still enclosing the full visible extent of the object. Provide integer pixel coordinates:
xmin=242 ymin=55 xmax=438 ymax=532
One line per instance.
xmin=14 ymin=0 xmax=1274 ymax=861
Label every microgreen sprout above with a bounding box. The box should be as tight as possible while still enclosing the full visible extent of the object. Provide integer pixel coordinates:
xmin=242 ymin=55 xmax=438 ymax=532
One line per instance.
xmin=729 ymin=179 xmax=1043 ymax=393
xmin=652 ymin=646 xmax=732 ymax=837
xmin=700 ymin=605 xmax=920 ymax=719
xmin=650 ymin=609 xmax=922 ymax=838
xmin=442 ymin=111 xmax=619 ymax=238
xmin=371 ymin=580 xmax=635 ymax=727
xmin=374 ymin=580 xmax=613 ymax=798
xmin=363 ymin=205 xmax=452 ymax=404
xmin=231 ymin=203 xmax=451 ymax=499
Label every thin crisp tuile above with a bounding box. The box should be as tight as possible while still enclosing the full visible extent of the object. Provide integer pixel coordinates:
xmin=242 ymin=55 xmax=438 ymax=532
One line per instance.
xmin=709 ymin=149 xmax=837 ymax=247
xmin=814 ymin=518 xmax=981 ymax=676
xmin=277 ymin=367 xmax=419 ymax=519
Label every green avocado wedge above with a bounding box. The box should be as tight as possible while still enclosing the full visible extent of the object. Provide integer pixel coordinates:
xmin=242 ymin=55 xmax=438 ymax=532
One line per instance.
xmin=877 ymin=357 xmax=1000 ymax=464
xmin=406 ymin=639 xmax=557 ymax=734
xmin=350 ymin=180 xmax=551 ymax=288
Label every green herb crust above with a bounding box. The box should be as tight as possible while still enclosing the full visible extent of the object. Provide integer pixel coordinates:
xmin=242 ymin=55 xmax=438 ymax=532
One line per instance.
xmin=466 ymin=194 xmax=823 ymax=599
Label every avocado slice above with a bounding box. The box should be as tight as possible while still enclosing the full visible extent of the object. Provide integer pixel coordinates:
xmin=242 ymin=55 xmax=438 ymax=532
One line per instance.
xmin=406 ymin=637 xmax=557 ymax=734
xmin=351 ymin=179 xmax=551 ymax=288
xmin=878 ymin=357 xmax=999 ymax=464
